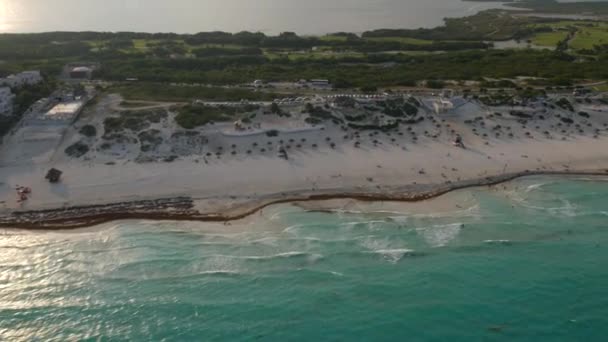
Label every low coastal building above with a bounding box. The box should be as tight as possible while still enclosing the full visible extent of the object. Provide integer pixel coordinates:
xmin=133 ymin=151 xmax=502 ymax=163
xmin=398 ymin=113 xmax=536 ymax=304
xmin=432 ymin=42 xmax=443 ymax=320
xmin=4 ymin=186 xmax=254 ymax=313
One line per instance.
xmin=310 ymin=79 xmax=331 ymax=88
xmin=63 ymin=63 xmax=99 ymax=80
xmin=0 ymin=86 xmax=15 ymax=116
xmin=39 ymin=100 xmax=85 ymax=123
xmin=295 ymin=79 xmax=332 ymax=89
xmin=69 ymin=66 xmax=93 ymax=79
xmin=0 ymin=71 xmax=43 ymax=88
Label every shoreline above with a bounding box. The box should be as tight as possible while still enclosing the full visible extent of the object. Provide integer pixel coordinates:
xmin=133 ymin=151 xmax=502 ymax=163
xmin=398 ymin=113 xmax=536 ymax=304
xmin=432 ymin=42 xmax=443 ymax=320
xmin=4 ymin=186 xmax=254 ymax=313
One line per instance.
xmin=2 ymin=170 xmax=606 ymax=230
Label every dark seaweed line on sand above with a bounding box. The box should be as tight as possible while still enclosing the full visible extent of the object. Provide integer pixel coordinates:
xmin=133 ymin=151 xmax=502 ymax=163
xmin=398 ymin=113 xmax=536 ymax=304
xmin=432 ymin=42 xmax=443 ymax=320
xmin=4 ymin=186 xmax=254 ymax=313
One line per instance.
xmin=1 ymin=170 xmax=607 ymax=230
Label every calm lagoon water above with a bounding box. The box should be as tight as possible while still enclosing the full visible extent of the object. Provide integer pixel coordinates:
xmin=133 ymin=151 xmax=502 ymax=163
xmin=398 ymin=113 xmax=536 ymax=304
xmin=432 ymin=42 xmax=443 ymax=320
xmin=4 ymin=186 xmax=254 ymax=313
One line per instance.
xmin=0 ymin=0 xmax=507 ymax=34
xmin=1 ymin=176 xmax=608 ymax=340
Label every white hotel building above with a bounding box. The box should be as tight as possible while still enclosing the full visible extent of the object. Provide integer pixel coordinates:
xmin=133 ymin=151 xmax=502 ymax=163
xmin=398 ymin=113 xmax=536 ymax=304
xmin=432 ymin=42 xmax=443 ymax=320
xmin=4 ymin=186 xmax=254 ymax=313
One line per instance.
xmin=0 ymin=87 xmax=15 ymax=116
xmin=0 ymin=71 xmax=43 ymax=88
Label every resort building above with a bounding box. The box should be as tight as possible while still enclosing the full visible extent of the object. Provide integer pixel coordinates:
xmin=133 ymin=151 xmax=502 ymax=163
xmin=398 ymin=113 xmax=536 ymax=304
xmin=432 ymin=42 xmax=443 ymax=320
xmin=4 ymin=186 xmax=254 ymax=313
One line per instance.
xmin=296 ymin=79 xmax=332 ymax=89
xmin=39 ymin=100 xmax=85 ymax=123
xmin=0 ymin=71 xmax=43 ymax=88
xmin=310 ymin=79 xmax=331 ymax=88
xmin=69 ymin=66 xmax=93 ymax=79
xmin=0 ymin=87 xmax=15 ymax=116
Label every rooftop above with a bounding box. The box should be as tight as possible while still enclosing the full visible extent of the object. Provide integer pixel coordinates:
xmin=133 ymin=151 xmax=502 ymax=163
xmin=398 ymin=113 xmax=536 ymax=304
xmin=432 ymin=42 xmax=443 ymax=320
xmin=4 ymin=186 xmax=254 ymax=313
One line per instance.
xmin=44 ymin=101 xmax=84 ymax=120
xmin=71 ymin=66 xmax=92 ymax=72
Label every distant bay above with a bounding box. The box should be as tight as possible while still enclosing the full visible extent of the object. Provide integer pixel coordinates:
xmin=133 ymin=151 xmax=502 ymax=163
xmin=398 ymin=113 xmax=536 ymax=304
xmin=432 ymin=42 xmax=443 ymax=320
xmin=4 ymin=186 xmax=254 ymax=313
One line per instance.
xmin=0 ymin=0 xmax=507 ymax=35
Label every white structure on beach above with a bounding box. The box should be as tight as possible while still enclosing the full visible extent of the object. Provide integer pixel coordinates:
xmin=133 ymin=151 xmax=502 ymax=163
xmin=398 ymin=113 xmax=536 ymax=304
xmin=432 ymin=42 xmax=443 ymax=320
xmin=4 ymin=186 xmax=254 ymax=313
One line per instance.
xmin=39 ymin=101 xmax=85 ymax=122
xmin=0 ymin=86 xmax=15 ymax=116
xmin=428 ymin=90 xmax=468 ymax=115
xmin=433 ymin=98 xmax=455 ymax=114
xmin=0 ymin=71 xmax=43 ymax=88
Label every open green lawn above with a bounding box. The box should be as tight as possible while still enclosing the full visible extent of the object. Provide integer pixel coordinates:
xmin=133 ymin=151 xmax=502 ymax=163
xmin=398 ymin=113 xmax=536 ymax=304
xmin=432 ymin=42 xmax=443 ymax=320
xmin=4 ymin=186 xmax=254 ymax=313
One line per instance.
xmin=264 ymin=50 xmax=365 ymax=60
xmin=132 ymin=39 xmax=150 ymax=50
xmin=528 ymin=20 xmax=581 ymax=30
xmin=86 ymin=40 xmax=106 ymax=48
xmin=318 ymin=35 xmax=349 ymax=42
xmin=531 ymin=31 xmax=569 ymax=47
xmin=570 ymin=25 xmax=608 ymax=49
xmin=527 ymin=20 xmax=608 ymax=50
xmin=592 ymin=83 xmax=608 ymax=92
xmin=365 ymin=37 xmax=433 ymax=45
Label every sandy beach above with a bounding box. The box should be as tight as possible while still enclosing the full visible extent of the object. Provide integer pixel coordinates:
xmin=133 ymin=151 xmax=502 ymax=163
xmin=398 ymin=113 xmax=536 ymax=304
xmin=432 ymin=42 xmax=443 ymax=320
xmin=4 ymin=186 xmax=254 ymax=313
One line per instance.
xmin=2 ymin=92 xmax=608 ymax=228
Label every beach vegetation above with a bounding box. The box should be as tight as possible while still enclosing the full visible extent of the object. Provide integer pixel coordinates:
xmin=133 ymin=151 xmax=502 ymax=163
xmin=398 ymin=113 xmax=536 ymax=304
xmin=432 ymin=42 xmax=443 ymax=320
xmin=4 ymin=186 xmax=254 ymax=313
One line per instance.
xmin=175 ymin=104 xmax=236 ymax=128
xmin=556 ymin=98 xmax=574 ymax=111
xmin=138 ymin=129 xmax=163 ymax=152
xmin=79 ymin=125 xmax=97 ymax=137
xmin=379 ymin=98 xmax=419 ymax=117
xmin=65 ymin=141 xmax=90 ymax=158
xmin=104 ymin=109 xmax=167 ymax=134
xmin=266 ymin=129 xmax=279 ymax=137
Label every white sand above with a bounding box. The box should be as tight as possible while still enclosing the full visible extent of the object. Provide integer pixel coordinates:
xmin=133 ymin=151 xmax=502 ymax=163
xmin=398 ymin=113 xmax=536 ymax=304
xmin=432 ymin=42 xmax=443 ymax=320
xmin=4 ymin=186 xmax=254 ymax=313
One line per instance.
xmin=2 ymin=135 xmax=608 ymax=213
xmin=2 ymin=94 xmax=608 ymax=214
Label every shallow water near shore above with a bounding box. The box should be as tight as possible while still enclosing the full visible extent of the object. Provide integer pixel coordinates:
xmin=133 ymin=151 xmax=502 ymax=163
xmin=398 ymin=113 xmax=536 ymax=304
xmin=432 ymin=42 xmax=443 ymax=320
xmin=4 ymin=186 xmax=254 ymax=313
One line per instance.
xmin=1 ymin=176 xmax=608 ymax=340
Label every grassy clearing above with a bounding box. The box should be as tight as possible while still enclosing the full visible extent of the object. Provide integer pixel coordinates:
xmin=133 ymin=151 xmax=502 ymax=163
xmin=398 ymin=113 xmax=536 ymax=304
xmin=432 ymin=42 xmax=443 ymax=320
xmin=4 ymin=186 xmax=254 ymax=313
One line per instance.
xmin=264 ymin=50 xmax=365 ymax=60
xmin=570 ymin=25 xmax=608 ymax=49
xmin=528 ymin=20 xmax=608 ymax=50
xmin=132 ymin=39 xmax=150 ymax=50
xmin=318 ymin=35 xmax=349 ymax=42
xmin=104 ymin=109 xmax=167 ymax=133
xmin=175 ymin=105 xmax=233 ymax=128
xmin=86 ymin=40 xmax=106 ymax=48
xmin=175 ymin=104 xmax=259 ymax=128
xmin=531 ymin=31 xmax=569 ymax=47
xmin=528 ymin=21 xmax=581 ymax=30
xmin=365 ymin=37 xmax=433 ymax=45
xmin=592 ymin=83 xmax=608 ymax=92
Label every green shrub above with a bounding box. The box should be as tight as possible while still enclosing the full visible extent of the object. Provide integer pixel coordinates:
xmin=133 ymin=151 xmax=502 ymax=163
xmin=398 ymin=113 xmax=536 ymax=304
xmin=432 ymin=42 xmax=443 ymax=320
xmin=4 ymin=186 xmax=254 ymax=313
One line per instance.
xmin=65 ymin=142 xmax=90 ymax=157
xmin=79 ymin=124 xmax=97 ymax=137
xmin=175 ymin=105 xmax=233 ymax=129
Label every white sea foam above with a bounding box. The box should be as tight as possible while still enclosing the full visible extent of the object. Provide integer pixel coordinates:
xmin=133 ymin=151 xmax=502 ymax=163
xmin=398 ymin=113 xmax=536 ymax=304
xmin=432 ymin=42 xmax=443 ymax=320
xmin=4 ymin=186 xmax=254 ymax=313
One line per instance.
xmin=507 ymin=192 xmax=579 ymax=217
xmin=249 ymin=236 xmax=279 ymax=246
xmin=368 ymin=248 xmax=415 ymax=263
xmin=483 ymin=239 xmax=512 ymax=244
xmin=525 ymin=182 xmax=547 ymax=193
xmin=282 ymin=224 xmax=306 ymax=234
xmin=359 ymin=237 xmax=413 ymax=263
xmin=204 ymin=251 xmax=323 ymax=261
xmin=417 ymin=223 xmax=462 ymax=247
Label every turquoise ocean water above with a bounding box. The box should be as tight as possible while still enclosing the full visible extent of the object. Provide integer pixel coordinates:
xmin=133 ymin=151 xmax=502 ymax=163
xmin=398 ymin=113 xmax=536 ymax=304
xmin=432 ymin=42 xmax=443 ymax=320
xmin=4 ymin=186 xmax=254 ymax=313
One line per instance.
xmin=1 ymin=176 xmax=608 ymax=341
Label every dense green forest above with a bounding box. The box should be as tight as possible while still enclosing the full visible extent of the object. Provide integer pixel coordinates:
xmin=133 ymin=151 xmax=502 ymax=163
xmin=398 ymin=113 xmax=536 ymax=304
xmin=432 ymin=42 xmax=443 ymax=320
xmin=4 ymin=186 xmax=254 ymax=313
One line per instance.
xmin=1 ymin=7 xmax=608 ymax=90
